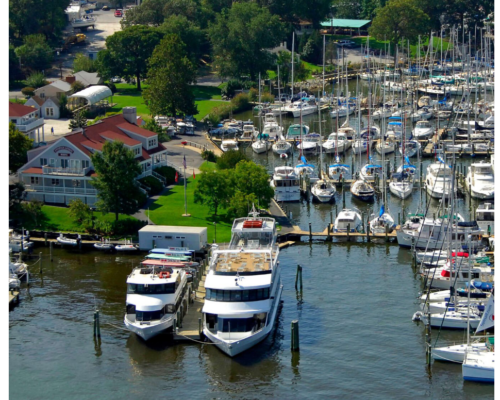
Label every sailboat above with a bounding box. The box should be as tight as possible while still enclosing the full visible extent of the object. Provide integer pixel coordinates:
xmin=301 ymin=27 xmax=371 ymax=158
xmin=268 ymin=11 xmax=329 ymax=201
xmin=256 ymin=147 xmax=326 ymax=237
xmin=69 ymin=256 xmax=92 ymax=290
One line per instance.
xmin=271 ymin=65 xmax=292 ymax=156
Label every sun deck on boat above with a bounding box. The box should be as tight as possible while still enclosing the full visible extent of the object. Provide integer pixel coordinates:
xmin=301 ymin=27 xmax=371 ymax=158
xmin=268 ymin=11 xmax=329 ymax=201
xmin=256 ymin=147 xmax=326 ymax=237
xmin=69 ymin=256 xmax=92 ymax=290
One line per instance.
xmin=214 ymin=251 xmax=276 ymax=274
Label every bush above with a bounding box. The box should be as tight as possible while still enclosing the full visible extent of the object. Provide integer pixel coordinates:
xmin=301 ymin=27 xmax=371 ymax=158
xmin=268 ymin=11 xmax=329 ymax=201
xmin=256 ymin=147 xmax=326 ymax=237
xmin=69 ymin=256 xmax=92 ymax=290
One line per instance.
xmin=220 ymin=79 xmax=241 ymax=98
xmin=139 ymin=176 xmax=164 ymax=196
xmin=206 ymin=112 xmax=221 ymax=126
xmin=23 ymin=71 xmax=48 ymax=89
xmin=216 ymin=149 xmax=249 ymax=170
xmin=71 ymin=80 xmax=85 ymax=94
xmin=105 ymin=82 xmax=117 ymax=93
xmin=201 ymin=150 xmax=218 ymax=163
xmin=21 ymin=87 xmax=35 ymax=97
xmin=113 ymin=219 xmax=148 ymax=235
xmin=249 ymin=88 xmax=258 ymax=102
xmin=154 ymin=166 xmax=178 ymax=185
xmin=261 ymin=92 xmax=274 ymax=103
xmin=231 ymin=93 xmax=251 ymax=113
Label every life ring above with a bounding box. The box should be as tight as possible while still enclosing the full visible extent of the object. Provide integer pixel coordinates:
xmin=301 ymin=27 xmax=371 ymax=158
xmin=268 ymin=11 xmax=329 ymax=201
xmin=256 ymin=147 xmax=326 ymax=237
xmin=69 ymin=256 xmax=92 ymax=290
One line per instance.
xmin=406 ymin=168 xmax=410 ymax=173
xmin=159 ymin=271 xmax=170 ymax=279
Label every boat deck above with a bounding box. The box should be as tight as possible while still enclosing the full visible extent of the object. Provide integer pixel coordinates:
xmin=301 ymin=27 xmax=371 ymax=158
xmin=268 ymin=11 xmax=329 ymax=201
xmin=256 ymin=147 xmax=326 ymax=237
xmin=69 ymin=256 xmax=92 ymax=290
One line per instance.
xmin=215 ymin=252 xmax=273 ymax=273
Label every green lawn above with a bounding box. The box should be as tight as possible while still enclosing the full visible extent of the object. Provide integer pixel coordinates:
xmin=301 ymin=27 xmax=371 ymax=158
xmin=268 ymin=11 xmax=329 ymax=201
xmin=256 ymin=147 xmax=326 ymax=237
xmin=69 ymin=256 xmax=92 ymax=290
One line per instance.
xmin=148 ymin=178 xmax=233 ymax=243
xmin=32 ymin=205 xmax=138 ymax=233
xmin=199 ymin=161 xmax=217 ymax=172
xmin=109 ymin=83 xmax=225 ymax=120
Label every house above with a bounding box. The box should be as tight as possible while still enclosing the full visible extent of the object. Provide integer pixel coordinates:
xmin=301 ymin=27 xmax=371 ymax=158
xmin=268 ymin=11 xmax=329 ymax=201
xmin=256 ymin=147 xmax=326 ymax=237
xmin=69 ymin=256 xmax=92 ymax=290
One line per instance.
xmin=319 ymin=18 xmax=371 ymax=36
xmin=9 ymin=102 xmax=45 ymax=145
xmin=34 ymin=80 xmax=72 ymax=100
xmin=25 ymin=96 xmax=61 ymax=119
xmin=72 ymin=71 xmax=103 ymax=88
xmin=18 ymin=107 xmax=168 ymax=206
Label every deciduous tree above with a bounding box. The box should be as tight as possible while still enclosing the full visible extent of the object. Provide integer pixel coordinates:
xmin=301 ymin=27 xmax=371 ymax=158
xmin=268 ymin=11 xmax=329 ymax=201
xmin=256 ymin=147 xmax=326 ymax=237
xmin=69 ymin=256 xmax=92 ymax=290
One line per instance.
xmin=91 ymin=141 xmax=143 ymax=222
xmin=14 ymin=34 xmax=53 ymax=72
xmin=68 ymin=199 xmax=92 ymax=224
xmin=194 ymin=170 xmax=232 ymax=216
xmin=232 ymin=161 xmax=274 ymax=209
xmin=73 ymin=53 xmax=96 ymax=73
xmin=159 ymin=15 xmax=205 ymax=64
xmin=143 ymin=34 xmax=198 ymax=117
xmin=9 ymin=123 xmax=33 ymax=172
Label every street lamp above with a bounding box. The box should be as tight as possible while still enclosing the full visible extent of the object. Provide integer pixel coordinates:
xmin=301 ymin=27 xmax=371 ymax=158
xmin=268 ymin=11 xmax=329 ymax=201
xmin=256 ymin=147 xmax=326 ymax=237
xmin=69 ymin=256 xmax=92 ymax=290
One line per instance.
xmin=213 ymin=221 xmax=217 ymax=243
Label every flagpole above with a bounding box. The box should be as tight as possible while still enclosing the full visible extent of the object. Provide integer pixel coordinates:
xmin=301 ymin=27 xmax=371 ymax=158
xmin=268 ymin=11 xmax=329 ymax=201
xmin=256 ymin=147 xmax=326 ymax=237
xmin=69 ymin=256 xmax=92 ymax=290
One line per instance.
xmin=182 ymin=154 xmax=189 ymax=217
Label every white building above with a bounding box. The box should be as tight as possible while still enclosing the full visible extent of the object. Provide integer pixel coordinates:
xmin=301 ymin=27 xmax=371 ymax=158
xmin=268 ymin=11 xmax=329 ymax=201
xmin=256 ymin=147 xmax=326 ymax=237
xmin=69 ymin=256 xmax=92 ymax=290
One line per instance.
xmin=9 ymin=102 xmax=45 ymax=145
xmin=139 ymin=226 xmax=208 ymax=251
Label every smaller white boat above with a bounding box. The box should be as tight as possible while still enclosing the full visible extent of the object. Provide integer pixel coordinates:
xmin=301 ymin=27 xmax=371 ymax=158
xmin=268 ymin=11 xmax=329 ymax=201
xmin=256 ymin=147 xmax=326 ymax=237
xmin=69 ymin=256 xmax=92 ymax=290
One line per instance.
xmin=425 ymin=162 xmax=457 ymax=199
xmin=352 ymin=139 xmax=368 ymax=154
xmin=399 ymin=140 xmax=421 ymax=158
xmin=328 ymin=163 xmax=351 ymax=181
xmin=476 ymin=203 xmax=494 ymax=235
xmin=57 ymin=234 xmax=78 ymax=246
xmin=369 ymin=208 xmax=396 ymax=234
xmin=296 ymin=133 xmax=321 ymax=153
xmin=116 ymin=244 xmax=138 ymax=252
xmin=71 ymin=16 xmax=96 ymax=29
xmin=9 ymin=274 xmax=21 ymax=290
xmin=466 ymin=161 xmax=494 ymax=200
xmin=359 ymin=164 xmax=383 ymax=183
xmin=375 ymin=139 xmax=395 ymax=155
xmin=294 ymin=162 xmax=319 ymax=184
xmin=389 ymin=171 xmax=413 ymax=199
xmin=94 ymin=241 xmax=115 ymax=251
xmin=272 ymin=135 xmax=292 ymax=155
xmin=425 ymin=309 xmax=482 ymax=329
xmin=322 ymin=132 xmax=351 ymax=154
xmin=311 ymin=179 xmax=336 ymax=203
xmin=350 ymin=179 xmax=375 ymax=202
xmin=220 ymin=140 xmax=239 ymax=152
xmin=251 ymin=137 xmax=271 ymax=154
xmin=334 ymin=209 xmax=363 ymax=232
xmin=412 ymin=120 xmax=434 ymax=140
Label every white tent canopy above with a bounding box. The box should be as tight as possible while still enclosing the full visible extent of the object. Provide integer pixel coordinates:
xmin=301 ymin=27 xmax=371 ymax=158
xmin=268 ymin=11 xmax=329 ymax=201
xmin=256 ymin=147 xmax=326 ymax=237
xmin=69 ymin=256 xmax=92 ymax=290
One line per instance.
xmin=69 ymin=85 xmax=112 ymax=106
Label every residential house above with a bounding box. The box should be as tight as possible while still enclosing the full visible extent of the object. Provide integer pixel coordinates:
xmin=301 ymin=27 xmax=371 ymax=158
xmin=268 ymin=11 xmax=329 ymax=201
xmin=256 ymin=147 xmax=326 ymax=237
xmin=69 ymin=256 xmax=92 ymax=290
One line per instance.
xmin=9 ymin=102 xmax=45 ymax=145
xmin=34 ymin=79 xmax=72 ymax=100
xmin=18 ymin=107 xmax=168 ymax=206
xmin=25 ymin=96 xmax=61 ymax=119
xmin=72 ymin=71 xmax=103 ymax=88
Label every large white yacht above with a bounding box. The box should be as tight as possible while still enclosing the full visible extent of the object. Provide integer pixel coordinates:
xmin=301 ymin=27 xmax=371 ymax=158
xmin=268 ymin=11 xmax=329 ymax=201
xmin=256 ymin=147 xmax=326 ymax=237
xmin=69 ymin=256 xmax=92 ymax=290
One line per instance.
xmin=270 ymin=166 xmax=300 ymax=202
xmin=202 ymin=208 xmax=283 ymax=357
xmin=124 ymin=260 xmax=189 ymax=340
xmin=425 ymin=162 xmax=457 ymax=199
xmin=466 ymin=161 xmax=494 ymax=199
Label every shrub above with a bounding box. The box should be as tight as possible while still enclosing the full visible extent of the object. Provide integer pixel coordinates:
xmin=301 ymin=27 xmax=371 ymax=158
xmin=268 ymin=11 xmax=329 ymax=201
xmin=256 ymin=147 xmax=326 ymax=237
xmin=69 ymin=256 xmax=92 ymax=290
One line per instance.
xmin=216 ymin=149 xmax=249 ymax=170
xmin=206 ymin=112 xmax=221 ymax=126
xmin=23 ymin=71 xmax=48 ymax=89
xmin=231 ymin=93 xmax=251 ymax=113
xmin=139 ymin=176 xmax=164 ymax=196
xmin=261 ymin=92 xmax=274 ymax=103
xmin=105 ymin=82 xmax=117 ymax=93
xmin=154 ymin=166 xmax=178 ymax=185
xmin=249 ymin=88 xmax=258 ymax=102
xmin=21 ymin=87 xmax=35 ymax=97
xmin=201 ymin=150 xmax=218 ymax=163
xmin=113 ymin=218 xmax=148 ymax=235
xmin=220 ymin=79 xmax=241 ymax=98
xmin=71 ymin=80 xmax=85 ymax=94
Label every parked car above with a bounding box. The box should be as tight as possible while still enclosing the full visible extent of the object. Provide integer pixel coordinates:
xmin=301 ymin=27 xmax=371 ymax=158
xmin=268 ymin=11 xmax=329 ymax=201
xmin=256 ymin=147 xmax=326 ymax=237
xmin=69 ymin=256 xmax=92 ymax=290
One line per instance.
xmin=111 ymin=76 xmax=122 ymax=83
xmin=337 ymin=40 xmax=356 ymax=48
xmin=114 ymin=9 xmax=123 ymax=17
xmin=102 ymin=5 xmax=109 ymax=10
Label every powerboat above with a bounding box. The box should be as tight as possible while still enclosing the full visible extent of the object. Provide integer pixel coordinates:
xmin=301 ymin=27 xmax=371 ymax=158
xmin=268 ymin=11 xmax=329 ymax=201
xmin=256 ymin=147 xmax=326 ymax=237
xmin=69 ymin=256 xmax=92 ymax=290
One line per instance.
xmin=286 ymin=124 xmax=309 ymax=141
xmin=124 ymin=262 xmax=189 ymax=340
xmin=115 ymin=244 xmax=138 ymax=251
xmin=270 ymin=166 xmax=300 ymax=202
xmin=311 ymin=179 xmax=336 ymax=203
xmin=296 ymin=133 xmax=321 ymax=153
xmin=202 ymin=207 xmax=283 ymax=357
xmin=334 ymin=209 xmax=363 ymax=232
xmin=466 ymin=161 xmax=494 ymax=199
xmin=350 ymin=179 xmax=375 ymax=202
xmin=412 ymin=120 xmax=434 ymax=140
xmin=56 ymin=234 xmax=78 ymax=246
xmin=322 ymin=132 xmax=351 ymax=154
xmin=94 ymin=241 xmax=114 ymax=251
xmin=389 ymin=172 xmax=413 ymax=199
xmin=240 ymin=124 xmax=259 ymax=140
xmin=425 ymin=162 xmax=457 ymax=199
xmin=221 ymin=140 xmax=239 ymax=152
xmin=71 ymin=15 xmax=96 ymax=29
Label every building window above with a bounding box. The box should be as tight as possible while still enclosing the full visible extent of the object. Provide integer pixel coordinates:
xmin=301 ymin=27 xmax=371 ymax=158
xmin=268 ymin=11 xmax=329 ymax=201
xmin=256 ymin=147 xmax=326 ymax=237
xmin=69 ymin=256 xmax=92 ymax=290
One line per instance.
xmin=30 ymin=177 xmax=39 ymax=185
xmin=49 ymin=158 xmax=56 ymax=167
xmin=72 ymin=180 xmax=81 ymax=187
xmin=61 ymin=159 xmax=68 ymax=168
xmin=82 ymin=160 xmax=90 ymax=169
xmin=40 ymin=93 xmax=45 ymax=99
xmin=51 ymin=179 xmax=60 ymax=186
xmin=148 ymin=139 xmax=157 ymax=148
xmin=134 ymin=147 xmax=141 ymax=156
xmin=40 ymin=158 xmax=47 ymax=166
xmin=46 ymin=107 xmax=54 ymax=116
xmin=11 ymin=119 xmax=17 ymax=124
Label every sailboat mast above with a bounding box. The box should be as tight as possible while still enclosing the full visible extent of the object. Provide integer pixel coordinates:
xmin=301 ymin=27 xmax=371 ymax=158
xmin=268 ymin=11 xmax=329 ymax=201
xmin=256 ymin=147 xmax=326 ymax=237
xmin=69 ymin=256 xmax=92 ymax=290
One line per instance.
xmin=291 ymin=32 xmax=295 ymax=98
xmin=322 ymin=34 xmax=326 ymax=97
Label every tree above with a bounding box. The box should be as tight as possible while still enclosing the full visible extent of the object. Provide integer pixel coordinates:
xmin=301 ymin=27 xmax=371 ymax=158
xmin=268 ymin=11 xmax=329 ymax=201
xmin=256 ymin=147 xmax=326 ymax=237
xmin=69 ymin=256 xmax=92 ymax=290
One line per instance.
xmin=21 ymin=87 xmax=35 ymax=97
xmin=68 ymin=198 xmax=92 ymax=224
xmin=9 ymin=44 xmax=24 ymax=82
xmin=9 ymin=183 xmax=27 ymax=220
xmin=227 ymin=191 xmax=258 ymax=218
xmin=97 ymin=26 xmax=163 ymax=90
xmin=144 ymin=118 xmax=169 ymax=142
xmin=73 ymin=53 xmax=96 ymax=73
xmin=232 ymin=161 xmax=274 ymax=209
xmin=274 ymin=51 xmax=309 ymax=87
xmin=14 ymin=34 xmax=53 ymax=72
xmin=23 ymin=71 xmax=48 ymax=88
xmin=208 ymin=2 xmax=285 ymax=80
xmin=162 ymin=0 xmax=198 ymax=20
xmin=59 ymin=94 xmax=70 ymax=118
xmin=9 ymin=123 xmax=33 ymax=172
xmin=369 ymin=0 xmax=430 ymax=50
xmin=216 ymin=150 xmax=249 ymax=170
xmin=143 ymin=34 xmax=198 ymax=117
xmin=91 ymin=141 xmax=143 ymax=222
xmin=158 ymin=15 xmax=205 ymax=64
xmin=121 ymin=0 xmax=169 ymax=27
xmin=21 ymin=200 xmax=44 ymax=228
xmin=69 ymin=111 xmax=88 ymax=130
xmin=71 ymin=80 xmax=85 ymax=94
xmin=257 ymin=0 xmax=332 ymax=27
xmin=193 ymin=170 xmax=232 ymax=216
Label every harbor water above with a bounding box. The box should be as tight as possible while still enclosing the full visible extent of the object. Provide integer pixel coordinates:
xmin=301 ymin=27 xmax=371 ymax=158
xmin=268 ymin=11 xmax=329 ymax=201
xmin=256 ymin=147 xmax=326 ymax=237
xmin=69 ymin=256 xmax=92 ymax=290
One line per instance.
xmin=10 ymin=243 xmax=493 ymax=399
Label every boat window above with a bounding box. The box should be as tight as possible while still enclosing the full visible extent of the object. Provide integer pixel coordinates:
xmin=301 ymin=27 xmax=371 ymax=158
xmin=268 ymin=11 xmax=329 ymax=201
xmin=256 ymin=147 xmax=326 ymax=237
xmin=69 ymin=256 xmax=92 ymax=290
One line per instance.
xmin=476 ymin=212 xmax=494 ymax=221
xmin=126 ymin=304 xmax=136 ymax=314
xmin=205 ymin=288 xmax=270 ymax=302
xmin=127 ymin=283 xmax=176 ymax=294
xmin=219 ymin=317 xmax=255 ymax=333
xmin=136 ymin=309 xmax=164 ymax=321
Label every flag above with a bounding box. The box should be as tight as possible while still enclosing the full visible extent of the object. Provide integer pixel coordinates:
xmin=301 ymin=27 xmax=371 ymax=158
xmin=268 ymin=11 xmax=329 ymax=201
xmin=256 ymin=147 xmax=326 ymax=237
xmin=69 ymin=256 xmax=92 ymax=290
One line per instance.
xmin=175 ymin=171 xmax=178 ymax=183
xmin=475 ymin=294 xmax=494 ymax=334
xmin=193 ymin=170 xmax=196 ymax=179
xmin=183 ymin=155 xmax=187 ymax=169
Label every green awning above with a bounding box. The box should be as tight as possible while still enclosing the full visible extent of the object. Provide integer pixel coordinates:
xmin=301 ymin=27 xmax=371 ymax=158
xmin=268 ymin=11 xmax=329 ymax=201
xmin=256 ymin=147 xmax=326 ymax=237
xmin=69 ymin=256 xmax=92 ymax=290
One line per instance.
xmin=320 ymin=19 xmax=371 ymax=29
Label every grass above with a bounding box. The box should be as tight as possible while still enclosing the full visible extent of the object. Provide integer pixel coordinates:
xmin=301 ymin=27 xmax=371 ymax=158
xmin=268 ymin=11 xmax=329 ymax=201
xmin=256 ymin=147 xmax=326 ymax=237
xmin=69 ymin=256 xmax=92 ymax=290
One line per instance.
xmin=30 ymin=205 xmax=138 ymax=233
xmin=199 ymin=161 xmax=217 ymax=172
xmin=109 ymin=83 xmax=225 ymax=120
xmin=148 ymin=178 xmax=233 ymax=243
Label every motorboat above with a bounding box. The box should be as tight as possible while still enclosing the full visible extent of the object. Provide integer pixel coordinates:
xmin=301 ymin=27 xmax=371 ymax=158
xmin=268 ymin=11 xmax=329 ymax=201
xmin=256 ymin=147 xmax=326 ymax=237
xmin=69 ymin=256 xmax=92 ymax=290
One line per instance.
xmin=94 ymin=241 xmax=115 ymax=251
xmin=71 ymin=15 xmax=96 ymax=29
xmin=334 ymin=209 xmax=363 ymax=232
xmin=359 ymin=164 xmax=383 ymax=183
xmin=286 ymin=124 xmax=309 ymax=141
xmin=328 ymin=163 xmax=351 ymax=181
xmin=9 ymin=237 xmax=34 ymax=253
xmin=412 ymin=120 xmax=434 ymax=140
xmin=124 ymin=263 xmax=189 ymax=340
xmin=261 ymin=114 xmax=283 ymax=138
xmin=115 ymin=244 xmax=138 ymax=251
xmin=350 ymin=179 xmax=375 ymax=202
xmin=475 ymin=203 xmax=494 ymax=235
xmin=389 ymin=172 xmax=413 ymax=200
xmin=270 ymin=166 xmax=300 ymax=202
xmin=466 ymin=161 xmax=494 ymax=199
xmin=322 ymin=132 xmax=351 ymax=154
xmin=375 ymin=138 xmax=395 ymax=155
xmin=296 ymin=133 xmax=321 ymax=153
xmin=57 ymin=234 xmax=78 ymax=246
xmin=311 ymin=179 xmax=336 ymax=203
xmin=240 ymin=124 xmax=259 ymax=140
xmin=272 ymin=134 xmax=292 ymax=155
xmin=369 ymin=209 xmax=396 ymax=234
xmin=425 ymin=162 xmax=457 ymax=199
xmin=220 ymin=140 xmax=239 ymax=152
xmin=150 ymin=247 xmax=194 ymax=257
xmin=399 ymin=140 xmax=421 ymax=158
xmin=202 ymin=207 xmax=283 ymax=357
xmin=294 ymin=162 xmax=319 ymax=184
xmin=286 ymin=99 xmax=317 ymax=117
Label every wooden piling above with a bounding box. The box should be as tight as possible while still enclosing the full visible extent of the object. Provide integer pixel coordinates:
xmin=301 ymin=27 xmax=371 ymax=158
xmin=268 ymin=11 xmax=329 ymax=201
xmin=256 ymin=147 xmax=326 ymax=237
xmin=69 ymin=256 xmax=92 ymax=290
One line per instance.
xmin=398 ymin=213 xmax=401 ymax=226
xmin=309 ymin=223 xmax=312 ymax=242
xmin=50 ymin=241 xmax=53 ymax=261
xmin=93 ymin=310 xmax=101 ymax=338
xmin=346 ymin=224 xmax=350 ymax=241
xmin=39 ymin=252 xmax=43 ymax=275
xmin=44 ymin=232 xmax=47 ymax=246
xmin=295 ymin=265 xmax=303 ymax=290
xmin=291 ymin=320 xmax=300 ymax=351
xmin=385 ymin=224 xmax=389 ymax=242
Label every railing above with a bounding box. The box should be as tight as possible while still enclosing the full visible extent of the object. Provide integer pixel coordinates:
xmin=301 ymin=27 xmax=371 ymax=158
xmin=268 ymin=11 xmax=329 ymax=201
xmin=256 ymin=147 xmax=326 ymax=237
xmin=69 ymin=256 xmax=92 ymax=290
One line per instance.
xmin=15 ymin=118 xmax=44 ymax=132
xmin=24 ymin=185 xmax=97 ymax=195
xmin=42 ymin=166 xmax=91 ymax=176
xmin=136 ymin=169 xmax=152 ymax=179
xmin=152 ymin=170 xmax=166 ymax=185
xmin=182 ymin=141 xmax=208 ymax=152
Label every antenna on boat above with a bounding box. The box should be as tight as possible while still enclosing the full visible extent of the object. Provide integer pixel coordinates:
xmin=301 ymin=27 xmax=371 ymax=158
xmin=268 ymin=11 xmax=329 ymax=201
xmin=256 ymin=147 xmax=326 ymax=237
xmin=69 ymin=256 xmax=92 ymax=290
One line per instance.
xmin=248 ymin=203 xmax=260 ymax=218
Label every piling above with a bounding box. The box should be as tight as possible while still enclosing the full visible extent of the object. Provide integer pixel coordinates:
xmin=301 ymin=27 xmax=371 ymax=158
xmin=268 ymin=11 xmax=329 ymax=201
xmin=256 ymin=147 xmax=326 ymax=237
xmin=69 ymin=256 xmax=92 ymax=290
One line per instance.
xmin=342 ymin=184 xmax=346 ymax=208
xmin=93 ymin=310 xmax=101 ymax=338
xmin=50 ymin=241 xmax=53 ymax=261
xmin=44 ymin=232 xmax=48 ymax=246
xmin=385 ymin=224 xmax=389 ymax=242
xmin=39 ymin=252 xmax=43 ymax=275
xmin=309 ymin=223 xmax=312 ymax=242
xmin=330 ymin=211 xmax=333 ymax=227
xmin=291 ymin=320 xmax=300 ymax=351
xmin=295 ymin=265 xmax=303 ymax=290
xmin=198 ymin=317 xmax=202 ymax=337
xmin=366 ymin=220 xmax=370 ymax=242
xmin=180 ymin=305 xmax=184 ymax=328
xmin=346 ymin=224 xmax=350 ymax=241
xmin=425 ymin=315 xmax=432 ymax=365
xmin=398 ymin=213 xmax=401 ymax=226
xmin=177 ymin=311 xmax=180 ymax=328
xmin=335 ymin=205 xmax=338 ymax=219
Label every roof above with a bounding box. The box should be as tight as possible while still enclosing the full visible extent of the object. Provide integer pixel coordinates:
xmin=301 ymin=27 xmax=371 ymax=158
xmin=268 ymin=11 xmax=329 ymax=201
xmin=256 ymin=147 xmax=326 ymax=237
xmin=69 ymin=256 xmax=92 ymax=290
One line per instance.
xmin=45 ymin=97 xmax=60 ymax=106
xmin=117 ymin=122 xmax=157 ymax=138
xmin=81 ymin=140 xmax=104 ymax=151
xmin=320 ymin=19 xmax=371 ymax=29
xmin=139 ymin=225 xmax=207 ymax=234
xmin=69 ymin=85 xmax=112 ymax=105
xmin=48 ymin=80 xmax=72 ymax=92
xmin=28 ymin=96 xmax=45 ymax=107
xmin=73 ymin=71 xmax=102 ymax=87
xmin=100 ymin=130 xmax=141 ymax=146
xmin=9 ymin=102 xmax=37 ymax=117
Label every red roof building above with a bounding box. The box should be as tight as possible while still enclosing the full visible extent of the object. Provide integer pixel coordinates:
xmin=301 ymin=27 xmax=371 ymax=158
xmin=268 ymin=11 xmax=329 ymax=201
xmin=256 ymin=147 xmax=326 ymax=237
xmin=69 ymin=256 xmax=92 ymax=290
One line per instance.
xmin=9 ymin=102 xmax=45 ymax=145
xmin=18 ymin=107 xmax=168 ymax=206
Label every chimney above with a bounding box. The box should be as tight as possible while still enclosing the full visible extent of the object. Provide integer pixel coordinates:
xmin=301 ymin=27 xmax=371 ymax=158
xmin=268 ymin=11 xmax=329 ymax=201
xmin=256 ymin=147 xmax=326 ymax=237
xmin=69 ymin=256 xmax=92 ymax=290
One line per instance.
xmin=65 ymin=76 xmax=76 ymax=84
xmin=122 ymin=107 xmax=137 ymax=125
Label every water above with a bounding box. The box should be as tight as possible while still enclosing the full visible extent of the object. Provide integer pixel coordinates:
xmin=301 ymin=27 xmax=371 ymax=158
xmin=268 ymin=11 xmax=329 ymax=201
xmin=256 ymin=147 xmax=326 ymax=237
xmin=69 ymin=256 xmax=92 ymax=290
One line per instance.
xmin=10 ymin=244 xmax=493 ymax=399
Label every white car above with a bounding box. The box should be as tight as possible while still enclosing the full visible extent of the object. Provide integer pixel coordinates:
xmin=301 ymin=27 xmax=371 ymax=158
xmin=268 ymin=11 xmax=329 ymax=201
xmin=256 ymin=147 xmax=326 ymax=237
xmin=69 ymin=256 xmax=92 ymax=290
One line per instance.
xmin=111 ymin=76 xmax=122 ymax=83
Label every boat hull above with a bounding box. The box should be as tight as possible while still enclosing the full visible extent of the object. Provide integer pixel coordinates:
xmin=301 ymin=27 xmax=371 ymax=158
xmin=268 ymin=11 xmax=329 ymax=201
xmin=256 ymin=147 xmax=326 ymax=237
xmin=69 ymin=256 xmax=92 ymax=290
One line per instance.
xmin=433 ymin=343 xmax=488 ymax=363
xmin=124 ymin=315 xmax=174 ymax=341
